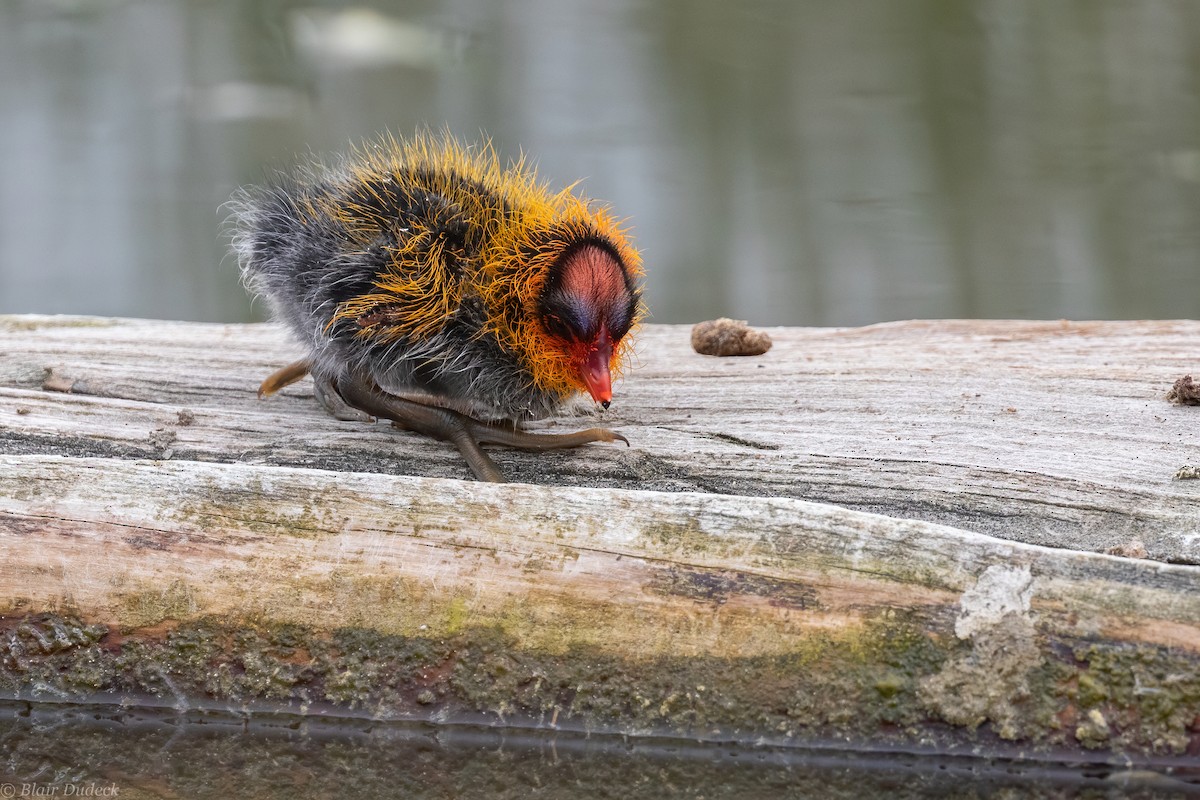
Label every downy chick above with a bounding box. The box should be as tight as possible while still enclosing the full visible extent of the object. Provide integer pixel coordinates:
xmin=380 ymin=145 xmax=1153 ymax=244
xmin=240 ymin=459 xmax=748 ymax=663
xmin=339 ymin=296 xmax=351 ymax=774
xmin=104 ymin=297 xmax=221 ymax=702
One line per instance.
xmin=229 ymin=132 xmax=645 ymax=482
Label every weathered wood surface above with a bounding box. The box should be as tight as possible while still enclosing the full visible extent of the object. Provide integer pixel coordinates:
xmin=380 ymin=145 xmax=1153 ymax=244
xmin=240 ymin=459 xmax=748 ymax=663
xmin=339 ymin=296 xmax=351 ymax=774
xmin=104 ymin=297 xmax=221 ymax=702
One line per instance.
xmin=1 ymin=314 xmax=1199 ymax=763
xmin=3 ymin=315 xmax=1198 ymax=561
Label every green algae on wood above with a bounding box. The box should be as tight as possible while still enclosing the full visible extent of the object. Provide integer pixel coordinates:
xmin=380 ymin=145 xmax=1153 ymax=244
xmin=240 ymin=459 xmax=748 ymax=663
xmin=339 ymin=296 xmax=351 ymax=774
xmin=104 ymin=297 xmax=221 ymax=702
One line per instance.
xmin=1 ymin=609 xmax=1198 ymax=759
xmin=1 ymin=454 xmax=1199 ymax=760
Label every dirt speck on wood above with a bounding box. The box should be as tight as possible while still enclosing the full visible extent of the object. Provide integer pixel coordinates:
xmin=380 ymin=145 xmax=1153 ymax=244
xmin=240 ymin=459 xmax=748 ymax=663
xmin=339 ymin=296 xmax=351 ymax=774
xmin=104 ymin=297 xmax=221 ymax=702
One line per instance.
xmin=42 ymin=367 xmax=80 ymax=394
xmin=691 ymin=318 xmax=772 ymax=357
xmin=1103 ymin=539 xmax=1148 ymax=559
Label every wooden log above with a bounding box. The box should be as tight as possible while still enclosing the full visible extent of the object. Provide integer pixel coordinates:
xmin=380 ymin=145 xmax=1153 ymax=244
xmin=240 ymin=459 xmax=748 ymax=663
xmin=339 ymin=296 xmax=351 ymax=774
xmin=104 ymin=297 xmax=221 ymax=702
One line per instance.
xmin=1 ymin=314 xmax=1198 ymax=763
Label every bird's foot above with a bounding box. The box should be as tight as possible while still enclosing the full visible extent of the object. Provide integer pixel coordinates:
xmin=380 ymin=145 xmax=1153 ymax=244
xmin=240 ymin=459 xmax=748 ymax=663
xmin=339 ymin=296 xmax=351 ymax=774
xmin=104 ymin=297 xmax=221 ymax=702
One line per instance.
xmin=314 ymin=374 xmax=375 ymax=422
xmin=333 ymin=370 xmax=627 ymax=482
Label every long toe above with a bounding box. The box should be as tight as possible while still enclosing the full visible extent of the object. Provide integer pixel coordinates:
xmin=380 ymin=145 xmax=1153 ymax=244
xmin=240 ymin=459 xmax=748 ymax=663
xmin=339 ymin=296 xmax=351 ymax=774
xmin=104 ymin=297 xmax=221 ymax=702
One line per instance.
xmin=471 ymin=424 xmax=629 ymax=450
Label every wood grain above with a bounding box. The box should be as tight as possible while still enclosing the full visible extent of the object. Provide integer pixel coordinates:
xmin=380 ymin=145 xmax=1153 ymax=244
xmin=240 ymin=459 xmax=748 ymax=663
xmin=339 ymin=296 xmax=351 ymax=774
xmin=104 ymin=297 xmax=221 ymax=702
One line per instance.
xmin=3 ymin=315 xmax=1197 ymax=561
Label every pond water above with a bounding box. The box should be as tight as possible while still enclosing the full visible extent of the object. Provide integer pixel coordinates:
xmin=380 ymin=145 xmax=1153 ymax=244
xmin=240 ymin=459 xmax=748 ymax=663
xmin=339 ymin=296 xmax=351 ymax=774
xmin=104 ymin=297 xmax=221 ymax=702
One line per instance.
xmin=2 ymin=703 xmax=1195 ymax=799
xmin=2 ymin=0 xmax=1199 ymax=327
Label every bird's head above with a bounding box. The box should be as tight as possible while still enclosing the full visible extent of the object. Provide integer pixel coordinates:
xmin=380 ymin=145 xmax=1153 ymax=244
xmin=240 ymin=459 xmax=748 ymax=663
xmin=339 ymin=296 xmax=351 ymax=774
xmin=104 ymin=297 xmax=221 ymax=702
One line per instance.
xmin=537 ymin=242 xmax=640 ymax=408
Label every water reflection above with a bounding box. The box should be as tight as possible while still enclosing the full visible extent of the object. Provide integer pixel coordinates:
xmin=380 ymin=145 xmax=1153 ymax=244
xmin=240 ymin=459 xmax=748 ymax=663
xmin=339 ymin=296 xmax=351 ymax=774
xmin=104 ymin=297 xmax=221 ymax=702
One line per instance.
xmin=1 ymin=0 xmax=1197 ymax=326
xmin=3 ymin=703 xmax=1194 ymax=799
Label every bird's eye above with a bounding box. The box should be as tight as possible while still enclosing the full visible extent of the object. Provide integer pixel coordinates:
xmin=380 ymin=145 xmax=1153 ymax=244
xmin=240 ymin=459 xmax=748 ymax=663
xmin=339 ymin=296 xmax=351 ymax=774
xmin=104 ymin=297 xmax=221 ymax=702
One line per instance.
xmin=540 ymin=307 xmax=578 ymax=341
xmin=605 ymin=292 xmax=638 ymax=342
xmin=539 ymin=289 xmax=597 ymax=343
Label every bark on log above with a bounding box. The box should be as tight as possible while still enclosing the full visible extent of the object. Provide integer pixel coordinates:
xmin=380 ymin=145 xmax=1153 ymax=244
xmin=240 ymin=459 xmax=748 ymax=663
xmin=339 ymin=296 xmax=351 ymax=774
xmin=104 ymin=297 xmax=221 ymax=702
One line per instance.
xmin=1 ymin=314 xmax=1198 ymax=764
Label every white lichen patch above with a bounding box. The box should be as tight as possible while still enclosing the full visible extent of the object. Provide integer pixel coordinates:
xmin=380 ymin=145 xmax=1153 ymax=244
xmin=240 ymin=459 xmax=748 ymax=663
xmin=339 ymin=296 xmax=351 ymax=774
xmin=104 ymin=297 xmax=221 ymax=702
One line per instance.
xmin=954 ymin=563 xmax=1034 ymax=640
xmin=919 ymin=563 xmax=1044 ymax=740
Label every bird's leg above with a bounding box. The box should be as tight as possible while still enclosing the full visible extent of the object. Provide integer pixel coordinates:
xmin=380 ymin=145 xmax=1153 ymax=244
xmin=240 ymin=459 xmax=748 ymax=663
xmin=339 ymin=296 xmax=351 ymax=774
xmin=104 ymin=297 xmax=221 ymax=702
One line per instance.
xmin=257 ymin=359 xmax=312 ymax=398
xmin=256 ymin=358 xmax=373 ymax=422
xmin=333 ymin=371 xmax=627 ymax=483
xmin=334 ymin=374 xmax=505 ymax=481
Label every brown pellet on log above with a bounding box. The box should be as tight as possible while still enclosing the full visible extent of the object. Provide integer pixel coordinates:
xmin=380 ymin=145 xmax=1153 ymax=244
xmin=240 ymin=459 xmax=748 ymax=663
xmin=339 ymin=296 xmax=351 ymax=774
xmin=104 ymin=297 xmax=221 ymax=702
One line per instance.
xmin=691 ymin=318 xmax=773 ymax=357
xmin=1166 ymin=374 xmax=1200 ymax=405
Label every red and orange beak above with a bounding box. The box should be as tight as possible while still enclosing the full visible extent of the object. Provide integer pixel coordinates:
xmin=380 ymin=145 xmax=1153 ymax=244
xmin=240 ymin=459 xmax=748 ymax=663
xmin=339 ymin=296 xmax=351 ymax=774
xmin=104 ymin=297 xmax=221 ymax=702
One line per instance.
xmin=580 ymin=328 xmax=614 ymax=408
